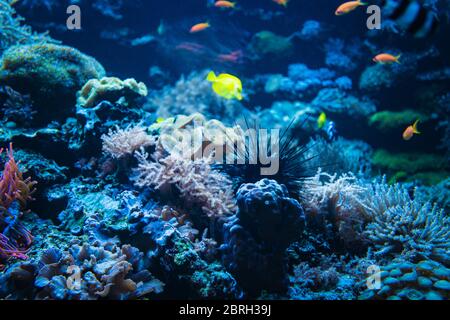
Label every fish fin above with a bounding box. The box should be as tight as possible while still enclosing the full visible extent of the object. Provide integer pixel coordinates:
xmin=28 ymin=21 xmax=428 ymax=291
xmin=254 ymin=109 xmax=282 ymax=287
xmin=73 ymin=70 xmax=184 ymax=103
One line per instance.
xmin=359 ymin=1 xmax=368 ymax=5
xmin=395 ymin=54 xmax=402 ymax=64
xmin=207 ymin=71 xmax=216 ymax=82
xmin=413 ymin=120 xmax=421 ymax=134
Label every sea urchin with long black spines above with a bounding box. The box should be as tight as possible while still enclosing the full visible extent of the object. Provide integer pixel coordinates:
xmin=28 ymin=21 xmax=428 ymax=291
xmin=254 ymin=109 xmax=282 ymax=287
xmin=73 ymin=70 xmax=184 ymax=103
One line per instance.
xmin=216 ymin=117 xmax=322 ymax=198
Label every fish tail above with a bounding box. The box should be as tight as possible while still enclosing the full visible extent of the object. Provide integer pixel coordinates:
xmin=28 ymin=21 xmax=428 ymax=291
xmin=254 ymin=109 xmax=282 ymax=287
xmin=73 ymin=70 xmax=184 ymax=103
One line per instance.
xmin=207 ymin=71 xmax=216 ymax=82
xmin=359 ymin=1 xmax=368 ymax=5
xmin=395 ymin=54 xmax=402 ymax=64
xmin=413 ymin=119 xmax=421 ymax=134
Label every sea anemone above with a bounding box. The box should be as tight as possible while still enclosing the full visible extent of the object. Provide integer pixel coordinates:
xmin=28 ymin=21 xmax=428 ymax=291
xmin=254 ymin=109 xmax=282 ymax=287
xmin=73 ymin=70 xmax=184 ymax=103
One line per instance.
xmin=218 ymin=118 xmax=320 ymax=198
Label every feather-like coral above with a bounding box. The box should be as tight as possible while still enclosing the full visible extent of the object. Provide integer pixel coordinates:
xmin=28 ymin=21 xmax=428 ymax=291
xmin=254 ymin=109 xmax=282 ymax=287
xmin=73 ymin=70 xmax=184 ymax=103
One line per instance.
xmin=102 ymin=124 xmax=156 ymax=159
xmin=133 ymin=149 xmax=236 ymax=218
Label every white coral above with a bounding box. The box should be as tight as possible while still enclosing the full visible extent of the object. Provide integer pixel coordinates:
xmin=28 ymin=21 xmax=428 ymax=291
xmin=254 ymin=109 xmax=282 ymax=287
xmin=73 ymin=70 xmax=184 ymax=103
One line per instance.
xmin=133 ymin=149 xmax=236 ymax=218
xmin=102 ymin=124 xmax=155 ymax=159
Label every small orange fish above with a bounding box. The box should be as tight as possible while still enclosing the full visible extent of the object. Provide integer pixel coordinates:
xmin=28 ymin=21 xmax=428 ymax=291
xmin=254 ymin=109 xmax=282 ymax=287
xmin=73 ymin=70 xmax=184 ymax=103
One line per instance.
xmin=403 ymin=120 xmax=420 ymax=141
xmin=190 ymin=22 xmax=210 ymax=33
xmin=335 ymin=1 xmax=367 ymax=15
xmin=273 ymin=0 xmax=289 ymax=7
xmin=215 ymin=1 xmax=236 ymax=8
xmin=373 ymin=53 xmax=401 ymax=64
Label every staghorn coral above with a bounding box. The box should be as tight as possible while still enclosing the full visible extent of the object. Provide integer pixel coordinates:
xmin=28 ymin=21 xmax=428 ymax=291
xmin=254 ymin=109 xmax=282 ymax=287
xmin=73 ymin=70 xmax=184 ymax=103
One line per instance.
xmin=77 ymin=77 xmax=148 ymax=109
xmin=360 ymin=180 xmax=449 ymax=263
xmin=102 ymin=124 xmax=155 ymax=159
xmin=134 ymin=150 xmax=236 ymax=219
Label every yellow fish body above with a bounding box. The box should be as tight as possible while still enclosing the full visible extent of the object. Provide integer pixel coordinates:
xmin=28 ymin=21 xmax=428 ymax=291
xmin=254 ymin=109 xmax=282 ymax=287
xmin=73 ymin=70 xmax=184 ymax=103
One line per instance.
xmin=317 ymin=112 xmax=327 ymax=129
xmin=207 ymin=71 xmax=243 ymax=100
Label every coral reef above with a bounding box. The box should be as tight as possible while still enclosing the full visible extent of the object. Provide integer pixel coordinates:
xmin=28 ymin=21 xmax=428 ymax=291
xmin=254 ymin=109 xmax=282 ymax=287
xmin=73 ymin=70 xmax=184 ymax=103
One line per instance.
xmin=369 ymin=110 xmax=429 ymax=133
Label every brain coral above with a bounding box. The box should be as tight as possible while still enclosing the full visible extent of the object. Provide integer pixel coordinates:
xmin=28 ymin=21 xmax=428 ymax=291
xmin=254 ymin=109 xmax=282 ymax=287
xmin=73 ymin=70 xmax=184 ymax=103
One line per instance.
xmin=0 ymin=44 xmax=105 ymax=122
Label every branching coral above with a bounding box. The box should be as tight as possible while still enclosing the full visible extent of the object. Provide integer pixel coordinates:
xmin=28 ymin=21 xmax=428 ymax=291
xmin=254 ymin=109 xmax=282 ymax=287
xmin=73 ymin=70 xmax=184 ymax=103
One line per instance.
xmin=0 ymin=0 xmax=58 ymax=54
xmin=133 ymin=150 xmax=236 ymax=219
xmin=102 ymin=124 xmax=155 ymax=159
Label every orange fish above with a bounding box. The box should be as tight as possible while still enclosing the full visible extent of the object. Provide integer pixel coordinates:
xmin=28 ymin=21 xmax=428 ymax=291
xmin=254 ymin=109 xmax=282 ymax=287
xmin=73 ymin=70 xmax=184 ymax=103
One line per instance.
xmin=335 ymin=1 xmax=367 ymax=15
xmin=373 ymin=53 xmax=401 ymax=64
xmin=215 ymin=1 xmax=236 ymax=8
xmin=273 ymin=0 xmax=289 ymax=7
xmin=190 ymin=22 xmax=210 ymax=33
xmin=402 ymin=120 xmax=420 ymax=141
xmin=217 ymin=50 xmax=243 ymax=64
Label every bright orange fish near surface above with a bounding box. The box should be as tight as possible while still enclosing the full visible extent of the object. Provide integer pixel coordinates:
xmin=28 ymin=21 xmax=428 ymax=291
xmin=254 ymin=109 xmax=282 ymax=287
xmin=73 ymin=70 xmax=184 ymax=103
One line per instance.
xmin=215 ymin=1 xmax=236 ymax=8
xmin=190 ymin=22 xmax=210 ymax=33
xmin=335 ymin=1 xmax=367 ymax=15
xmin=273 ymin=0 xmax=289 ymax=7
xmin=373 ymin=53 xmax=402 ymax=64
xmin=403 ymin=120 xmax=421 ymax=141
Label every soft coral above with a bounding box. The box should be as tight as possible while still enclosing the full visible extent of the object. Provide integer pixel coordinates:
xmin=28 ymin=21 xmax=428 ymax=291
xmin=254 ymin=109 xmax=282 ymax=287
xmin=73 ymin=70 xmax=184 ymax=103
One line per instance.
xmin=0 ymin=143 xmax=36 ymax=269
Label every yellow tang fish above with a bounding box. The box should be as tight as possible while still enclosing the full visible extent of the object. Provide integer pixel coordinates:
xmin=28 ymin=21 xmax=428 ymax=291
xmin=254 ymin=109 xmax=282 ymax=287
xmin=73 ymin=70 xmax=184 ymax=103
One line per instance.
xmin=317 ymin=112 xmax=327 ymax=129
xmin=207 ymin=71 xmax=243 ymax=100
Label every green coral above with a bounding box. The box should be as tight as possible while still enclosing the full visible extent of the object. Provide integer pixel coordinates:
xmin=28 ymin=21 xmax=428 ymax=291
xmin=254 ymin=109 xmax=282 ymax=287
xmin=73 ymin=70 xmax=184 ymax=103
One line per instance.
xmin=0 ymin=44 xmax=105 ymax=121
xmin=369 ymin=110 xmax=428 ymax=132
xmin=372 ymin=149 xmax=448 ymax=185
